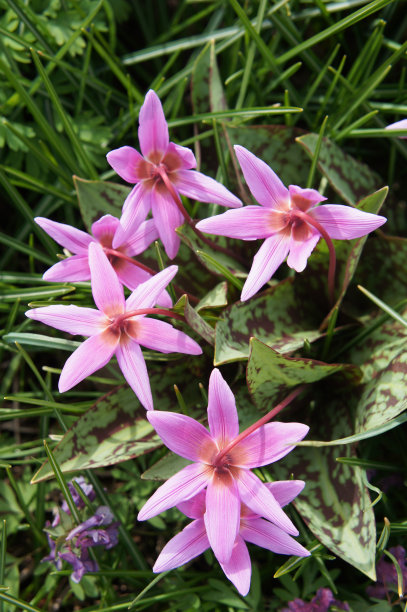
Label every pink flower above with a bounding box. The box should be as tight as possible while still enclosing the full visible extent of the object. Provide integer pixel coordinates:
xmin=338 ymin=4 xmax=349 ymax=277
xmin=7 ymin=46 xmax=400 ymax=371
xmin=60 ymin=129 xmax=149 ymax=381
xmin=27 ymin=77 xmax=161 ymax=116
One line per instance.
xmin=153 ymin=481 xmax=310 ymax=596
xmin=35 ymin=215 xmax=172 ymax=307
xmin=26 ymin=243 xmax=202 ymax=410
xmin=385 ymin=118 xmax=407 ymax=138
xmin=138 ymin=369 xmax=309 ymax=564
xmin=106 ymin=90 xmax=242 ymax=259
xmin=196 ymin=145 xmax=386 ymax=301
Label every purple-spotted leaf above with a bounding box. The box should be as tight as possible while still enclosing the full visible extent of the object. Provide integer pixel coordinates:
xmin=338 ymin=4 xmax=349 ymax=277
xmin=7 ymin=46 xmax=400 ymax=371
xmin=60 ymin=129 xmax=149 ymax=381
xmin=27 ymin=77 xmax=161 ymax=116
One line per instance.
xmin=173 ymin=294 xmax=215 ymax=346
xmin=247 ymin=337 xmax=361 ymax=410
xmin=214 ymin=278 xmax=323 ymax=364
xmin=31 ymin=386 xmax=161 ymax=483
xmin=196 ymin=282 xmax=228 ymax=312
xmin=141 ymin=452 xmax=192 ymax=482
xmin=273 ymin=399 xmax=376 ymax=579
xmin=191 ymin=40 xmax=227 ymax=116
xmin=74 ymin=176 xmax=131 ymax=230
xmin=296 ymin=133 xmax=380 ymax=205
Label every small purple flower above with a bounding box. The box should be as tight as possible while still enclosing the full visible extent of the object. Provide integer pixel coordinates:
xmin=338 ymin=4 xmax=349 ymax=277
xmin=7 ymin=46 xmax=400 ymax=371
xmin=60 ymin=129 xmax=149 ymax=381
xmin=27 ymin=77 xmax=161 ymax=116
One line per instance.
xmin=280 ymin=588 xmax=350 ymax=611
xmin=59 ymin=549 xmax=99 ymax=584
xmin=385 ymin=119 xmax=407 ymax=139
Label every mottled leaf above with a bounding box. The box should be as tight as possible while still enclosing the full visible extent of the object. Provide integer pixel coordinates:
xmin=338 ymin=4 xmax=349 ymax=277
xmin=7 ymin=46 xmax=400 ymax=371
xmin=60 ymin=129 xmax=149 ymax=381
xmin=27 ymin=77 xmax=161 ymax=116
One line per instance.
xmin=32 ymin=386 xmax=161 ymax=483
xmin=174 ymin=294 xmax=215 ymax=346
xmin=141 ymin=452 xmax=191 ymax=481
xmin=191 ymin=40 xmax=226 ymax=116
xmin=296 ymin=133 xmax=380 ymax=205
xmin=214 ymin=278 xmax=323 ymax=364
xmin=74 ymin=176 xmax=130 ymax=230
xmin=247 ymin=337 xmax=361 ymax=410
xmin=196 ymin=282 xmax=228 ymax=311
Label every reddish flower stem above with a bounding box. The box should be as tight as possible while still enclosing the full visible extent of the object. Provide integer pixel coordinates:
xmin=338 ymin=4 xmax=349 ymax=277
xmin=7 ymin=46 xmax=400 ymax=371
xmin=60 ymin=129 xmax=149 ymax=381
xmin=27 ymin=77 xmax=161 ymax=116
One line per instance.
xmin=116 ymin=307 xmax=185 ymax=323
xmin=214 ymin=385 xmax=306 ymax=467
xmin=295 ymin=211 xmax=336 ymax=305
xmin=157 ymin=168 xmax=247 ymax=267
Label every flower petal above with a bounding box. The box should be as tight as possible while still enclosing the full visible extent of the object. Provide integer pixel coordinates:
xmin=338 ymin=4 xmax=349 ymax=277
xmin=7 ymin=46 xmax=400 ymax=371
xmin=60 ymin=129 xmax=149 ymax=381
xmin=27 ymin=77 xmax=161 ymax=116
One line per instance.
xmin=89 ymin=242 xmax=125 ymax=317
xmin=287 ymin=229 xmax=320 ymax=273
xmin=138 ymin=462 xmax=211 ymax=521
xmin=310 ymin=204 xmax=386 ymax=240
xmin=207 ymin=368 xmax=239 ymax=445
xmin=43 ymin=255 xmax=90 ymax=282
xmin=289 ymin=184 xmax=327 ymax=211
xmin=126 ymin=265 xmax=178 ymax=311
xmin=115 ymin=339 xmax=153 ymax=411
xmin=59 ymin=331 xmax=118 ymax=392
xmin=138 ymin=90 xmax=169 ymax=160
xmin=232 ymin=422 xmax=309 ymax=468
xmin=112 ymin=184 xmax=152 ymax=249
xmin=219 ymin=535 xmax=252 ymax=597
xmin=234 ymin=145 xmax=289 ymax=209
xmin=265 ymin=480 xmax=305 ymax=508
xmin=205 ymin=470 xmax=240 ymax=563
xmin=175 ymin=169 xmax=242 ymax=208
xmin=147 ymin=411 xmax=217 ymax=462
xmin=124 ymin=219 xmax=159 ymax=256
xmin=241 ymin=517 xmax=310 ymax=557
xmin=116 ymin=262 xmax=172 ymax=307
xmin=168 ymin=142 xmax=196 ymax=169
xmin=106 ymin=146 xmax=145 ymax=183
xmin=177 ymin=490 xmax=206 ymax=519
xmin=26 ymin=305 xmax=106 ymax=336
xmin=131 ymin=318 xmax=202 ymax=355
xmin=241 ymin=233 xmax=290 ymax=301
xmin=35 ymin=217 xmax=93 ymax=254
xmin=235 ymin=469 xmax=298 ymax=536
xmin=153 ymin=518 xmax=209 ymax=573
xmin=196 ymin=206 xmax=274 ymax=240
xmin=151 ymin=185 xmax=183 ymax=259
xmin=91 ymin=214 xmax=120 ymax=243
xmin=385 ymin=118 xmax=407 ymax=138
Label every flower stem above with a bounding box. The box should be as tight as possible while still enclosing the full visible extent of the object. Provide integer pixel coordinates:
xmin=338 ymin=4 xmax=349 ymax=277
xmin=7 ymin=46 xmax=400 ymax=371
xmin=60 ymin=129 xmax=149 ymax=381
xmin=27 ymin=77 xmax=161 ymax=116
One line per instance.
xmin=214 ymin=385 xmax=306 ymax=466
xmin=295 ymin=211 xmax=336 ymax=305
xmin=121 ymin=307 xmax=185 ymax=322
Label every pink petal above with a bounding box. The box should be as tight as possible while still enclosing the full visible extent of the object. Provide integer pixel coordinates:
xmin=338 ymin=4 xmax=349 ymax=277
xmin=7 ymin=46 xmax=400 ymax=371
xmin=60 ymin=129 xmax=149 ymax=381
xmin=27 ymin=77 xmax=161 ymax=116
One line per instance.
xmin=234 ymin=145 xmax=289 ymax=209
xmin=126 ymin=265 xmax=178 ymax=310
xmin=88 ymin=243 xmax=125 ymax=317
xmin=35 ymin=217 xmax=92 ymax=254
xmin=175 ymin=169 xmax=242 ymax=208
xmin=117 ymin=262 xmax=173 ymax=307
xmin=287 ymin=229 xmax=320 ymax=272
xmin=241 ymin=233 xmax=290 ymax=301
xmin=241 ymin=517 xmax=310 ymax=557
xmin=115 ymin=339 xmax=153 ymax=411
xmin=137 ymin=462 xmax=211 ymax=521
xmin=26 ymin=305 xmax=106 ymax=336
xmin=204 ymin=470 xmax=240 ymax=563
xmin=124 ymin=219 xmax=159 ymax=256
xmin=106 ymin=146 xmax=145 ymax=183
xmin=112 ymin=184 xmax=152 ymax=249
xmin=232 ymin=422 xmax=309 ymax=468
xmin=177 ymin=490 xmax=206 ymax=519
xmin=207 ymin=368 xmax=239 ymax=445
xmin=219 ymin=535 xmax=251 ymax=597
xmin=310 ymin=204 xmax=386 ymax=240
xmin=168 ymin=142 xmax=196 ymax=169
xmin=153 ymin=518 xmax=209 ymax=573
xmin=196 ymin=206 xmax=275 ymax=240
xmin=138 ymin=90 xmax=169 ymax=160
xmin=151 ymin=185 xmax=183 ymax=259
xmin=265 ymin=481 xmax=305 ymax=508
xmin=59 ymin=330 xmax=118 ymax=392
xmin=385 ymin=118 xmax=407 ymax=138
xmin=43 ymin=255 xmax=90 ymax=282
xmin=289 ymin=184 xmax=327 ymax=211
xmin=147 ymin=411 xmax=217 ymax=462
xmin=131 ymin=318 xmax=202 ymax=355
xmin=235 ymin=469 xmax=298 ymax=536
xmin=91 ymin=214 xmax=120 ymax=242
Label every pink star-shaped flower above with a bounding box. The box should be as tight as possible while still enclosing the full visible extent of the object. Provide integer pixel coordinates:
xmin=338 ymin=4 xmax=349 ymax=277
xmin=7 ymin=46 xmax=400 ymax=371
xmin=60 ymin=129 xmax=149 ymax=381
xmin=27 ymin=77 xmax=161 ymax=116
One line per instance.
xmin=106 ymin=90 xmax=242 ymax=259
xmin=35 ymin=215 xmax=171 ymax=306
xmin=196 ymin=145 xmax=386 ymax=301
xmin=26 ymin=243 xmax=202 ymax=410
xmin=138 ymin=369 xmax=308 ymax=563
xmin=153 ymin=481 xmax=310 ymax=596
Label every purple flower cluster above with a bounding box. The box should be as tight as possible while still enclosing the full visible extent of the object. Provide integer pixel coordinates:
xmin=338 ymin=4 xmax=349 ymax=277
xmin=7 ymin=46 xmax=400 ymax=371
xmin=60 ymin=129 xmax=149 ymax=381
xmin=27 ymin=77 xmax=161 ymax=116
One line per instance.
xmin=281 ymin=588 xmax=349 ymax=611
xmin=43 ymin=477 xmax=119 ymax=583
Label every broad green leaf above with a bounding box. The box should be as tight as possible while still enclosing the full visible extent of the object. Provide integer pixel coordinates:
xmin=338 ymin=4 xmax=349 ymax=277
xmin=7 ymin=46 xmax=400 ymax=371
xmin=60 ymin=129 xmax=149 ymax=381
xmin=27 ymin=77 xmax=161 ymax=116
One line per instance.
xmin=296 ymin=133 xmax=380 ymax=205
xmin=214 ymin=278 xmax=323 ymax=364
xmin=31 ymin=386 xmax=161 ymax=482
xmin=74 ymin=176 xmax=131 ymax=230
xmin=173 ymin=294 xmax=215 ymax=346
xmin=141 ymin=452 xmax=191 ymax=481
xmin=247 ymin=337 xmax=361 ymax=410
xmin=196 ymin=282 xmax=228 ymax=311
xmin=191 ymin=40 xmax=226 ymax=116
